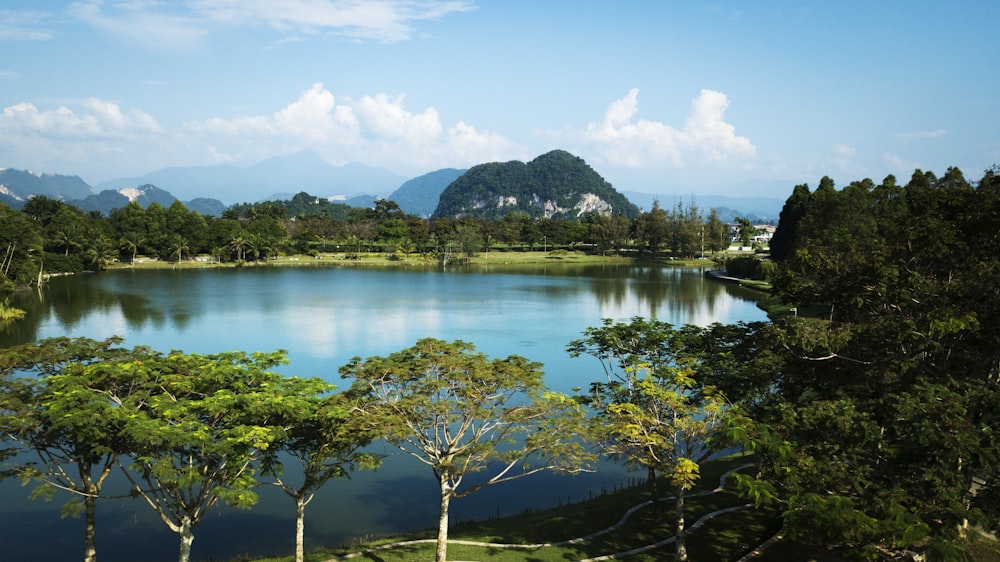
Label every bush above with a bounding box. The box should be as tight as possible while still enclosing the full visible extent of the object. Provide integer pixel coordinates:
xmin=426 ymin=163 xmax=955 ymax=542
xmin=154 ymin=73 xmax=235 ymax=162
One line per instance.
xmin=724 ymin=255 xmax=774 ymax=281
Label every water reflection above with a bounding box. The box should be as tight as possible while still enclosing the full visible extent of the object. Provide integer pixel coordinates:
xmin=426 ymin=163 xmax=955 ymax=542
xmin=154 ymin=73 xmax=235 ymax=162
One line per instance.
xmin=0 ymin=265 xmax=767 ymax=562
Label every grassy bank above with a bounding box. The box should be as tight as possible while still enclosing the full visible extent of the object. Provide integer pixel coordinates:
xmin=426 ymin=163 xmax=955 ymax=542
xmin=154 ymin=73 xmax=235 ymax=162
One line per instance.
xmin=107 ymin=250 xmax=719 ymax=270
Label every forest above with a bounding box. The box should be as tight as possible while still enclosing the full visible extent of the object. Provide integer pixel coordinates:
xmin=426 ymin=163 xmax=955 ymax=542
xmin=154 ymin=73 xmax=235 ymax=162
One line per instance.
xmin=1 ymin=164 xmax=999 ymax=562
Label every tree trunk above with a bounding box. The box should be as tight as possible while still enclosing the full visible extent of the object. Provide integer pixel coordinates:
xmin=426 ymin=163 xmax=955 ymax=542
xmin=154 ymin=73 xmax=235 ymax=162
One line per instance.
xmin=436 ymin=484 xmax=452 ymax=562
xmin=84 ymin=493 xmax=97 ymax=562
xmin=295 ymin=496 xmax=306 ymax=562
xmin=647 ymin=465 xmax=660 ymax=518
xmin=675 ymin=484 xmax=687 ymax=562
xmin=178 ymin=517 xmax=195 ymax=562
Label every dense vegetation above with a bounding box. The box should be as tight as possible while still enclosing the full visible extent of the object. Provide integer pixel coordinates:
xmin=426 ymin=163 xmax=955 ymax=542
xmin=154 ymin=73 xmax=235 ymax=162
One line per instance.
xmin=433 ymin=150 xmax=640 ymax=220
xmin=0 ymin=191 xmax=734 ymax=292
xmin=737 ymin=165 xmax=1000 ymax=559
xmin=3 ymin=163 xmax=998 ymax=561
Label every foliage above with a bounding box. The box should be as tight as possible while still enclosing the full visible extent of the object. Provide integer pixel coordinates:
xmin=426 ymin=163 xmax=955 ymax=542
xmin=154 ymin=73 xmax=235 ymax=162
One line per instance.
xmin=568 ymin=317 xmax=738 ymax=561
xmin=749 ymin=165 xmax=1000 ymax=560
xmin=724 ymin=255 xmax=775 ymax=281
xmin=0 ymin=336 xmax=149 ymax=562
xmin=340 ymin=338 xmax=596 ymax=562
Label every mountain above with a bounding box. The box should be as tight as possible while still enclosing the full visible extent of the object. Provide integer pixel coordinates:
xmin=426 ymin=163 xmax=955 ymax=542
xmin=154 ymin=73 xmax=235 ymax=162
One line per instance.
xmin=71 ymin=184 xmax=177 ymax=214
xmin=95 ymin=150 xmax=408 ymax=205
xmin=386 ymin=168 xmax=466 ymax=217
xmin=622 ymin=191 xmax=784 ymax=223
xmin=432 ymin=151 xmax=638 ymax=220
xmin=0 ymin=168 xmax=93 ymax=208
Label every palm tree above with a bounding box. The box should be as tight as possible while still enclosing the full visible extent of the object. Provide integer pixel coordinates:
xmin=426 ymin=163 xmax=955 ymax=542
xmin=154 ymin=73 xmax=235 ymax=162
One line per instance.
xmin=168 ymin=238 xmax=189 ymax=263
xmin=229 ymin=237 xmax=247 ymax=261
xmin=85 ymin=237 xmax=117 ymax=271
xmin=53 ymin=230 xmax=81 ymax=256
xmin=119 ymin=235 xmax=144 ymax=265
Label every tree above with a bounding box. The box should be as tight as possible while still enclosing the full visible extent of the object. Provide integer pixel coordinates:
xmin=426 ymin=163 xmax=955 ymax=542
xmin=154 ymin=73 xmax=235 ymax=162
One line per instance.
xmin=734 ymin=216 xmax=755 ymax=248
xmin=704 ymin=208 xmax=729 ymax=255
xmin=260 ymin=384 xmax=381 ymax=562
xmin=634 ymin=200 xmax=669 ymax=255
xmin=340 ymin=338 xmax=595 ymax=562
xmin=748 ymin=167 xmax=1000 ymax=559
xmin=119 ymin=349 xmax=298 ymax=562
xmin=568 ymin=317 xmax=733 ymax=562
xmin=0 ymin=336 xmax=150 ymax=562
xmin=84 ymin=236 xmax=117 ymax=271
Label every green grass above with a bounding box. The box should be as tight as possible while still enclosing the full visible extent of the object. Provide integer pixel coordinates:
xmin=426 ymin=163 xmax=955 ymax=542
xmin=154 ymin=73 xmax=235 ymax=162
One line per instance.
xmin=108 ymin=250 xmax=725 ymax=271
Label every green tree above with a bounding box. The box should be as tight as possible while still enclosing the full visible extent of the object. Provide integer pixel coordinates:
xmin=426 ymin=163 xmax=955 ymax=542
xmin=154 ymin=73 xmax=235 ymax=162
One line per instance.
xmin=261 ymin=386 xmax=381 ymax=562
xmin=0 ymin=337 xmax=149 ymax=562
xmin=568 ymin=317 xmax=733 ymax=562
xmin=734 ymin=216 xmax=755 ymax=248
xmin=634 ymin=200 xmax=669 ymax=255
xmin=119 ymin=349 xmax=296 ymax=562
xmin=748 ymin=166 xmax=1000 ymax=559
xmin=340 ymin=338 xmax=595 ymax=562
xmin=704 ymin=208 xmax=729 ymax=255
xmin=0 ymin=203 xmax=44 ymax=288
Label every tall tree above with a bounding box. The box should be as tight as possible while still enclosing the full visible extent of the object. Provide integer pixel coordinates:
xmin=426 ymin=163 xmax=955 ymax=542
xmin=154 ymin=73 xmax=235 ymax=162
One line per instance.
xmin=634 ymin=200 xmax=669 ymax=255
xmin=260 ymin=384 xmax=381 ymax=562
xmin=340 ymin=338 xmax=595 ymax=562
xmin=749 ymin=166 xmax=1000 ymax=559
xmin=0 ymin=337 xmax=149 ymax=562
xmin=568 ymin=318 xmax=733 ymax=561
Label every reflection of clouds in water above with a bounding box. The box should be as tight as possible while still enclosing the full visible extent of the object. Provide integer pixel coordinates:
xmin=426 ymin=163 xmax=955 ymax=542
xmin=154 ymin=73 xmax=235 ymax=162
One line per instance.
xmin=281 ymin=303 xmax=443 ymax=360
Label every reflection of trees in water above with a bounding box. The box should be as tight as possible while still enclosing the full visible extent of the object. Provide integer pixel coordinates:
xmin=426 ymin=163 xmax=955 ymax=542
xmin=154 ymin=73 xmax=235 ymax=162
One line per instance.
xmin=0 ymin=274 xmax=174 ymax=347
xmin=588 ymin=266 xmax=758 ymax=322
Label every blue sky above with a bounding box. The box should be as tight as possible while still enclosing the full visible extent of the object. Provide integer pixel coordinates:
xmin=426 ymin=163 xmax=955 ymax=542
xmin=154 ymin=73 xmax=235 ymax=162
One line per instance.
xmin=1 ymin=1 xmax=998 ymax=198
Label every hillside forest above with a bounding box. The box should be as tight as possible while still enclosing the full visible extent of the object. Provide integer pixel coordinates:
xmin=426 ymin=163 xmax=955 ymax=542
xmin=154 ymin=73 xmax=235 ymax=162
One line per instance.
xmin=2 ymin=164 xmax=1000 ymax=562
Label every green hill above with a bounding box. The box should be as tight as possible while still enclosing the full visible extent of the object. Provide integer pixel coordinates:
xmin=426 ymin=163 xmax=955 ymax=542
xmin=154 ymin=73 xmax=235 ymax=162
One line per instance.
xmin=431 ymin=150 xmax=639 ymax=220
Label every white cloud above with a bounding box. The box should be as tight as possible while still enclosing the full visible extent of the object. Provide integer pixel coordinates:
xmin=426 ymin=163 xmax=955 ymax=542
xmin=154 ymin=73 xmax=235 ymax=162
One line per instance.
xmin=182 ymin=83 xmax=522 ymax=172
xmin=0 ymin=9 xmax=54 ymax=41
xmin=0 ymin=99 xmax=162 ymax=139
xmin=564 ymin=88 xmax=755 ymax=171
xmin=192 ymin=0 xmax=475 ymax=42
xmin=67 ymin=0 xmax=473 ymax=48
xmin=69 ymin=1 xmax=207 ymax=51
xmin=898 ymin=129 xmax=947 ymax=142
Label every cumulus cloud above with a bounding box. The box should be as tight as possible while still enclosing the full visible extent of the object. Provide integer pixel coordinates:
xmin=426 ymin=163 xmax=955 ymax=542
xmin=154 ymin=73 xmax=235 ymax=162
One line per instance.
xmin=568 ymin=88 xmax=755 ymax=171
xmin=182 ymin=83 xmax=522 ymax=171
xmin=0 ymin=98 xmax=162 ymax=139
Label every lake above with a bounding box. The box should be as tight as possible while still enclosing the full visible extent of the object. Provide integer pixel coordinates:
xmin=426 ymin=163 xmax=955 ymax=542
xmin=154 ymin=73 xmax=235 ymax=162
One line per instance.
xmin=0 ymin=263 xmax=767 ymax=562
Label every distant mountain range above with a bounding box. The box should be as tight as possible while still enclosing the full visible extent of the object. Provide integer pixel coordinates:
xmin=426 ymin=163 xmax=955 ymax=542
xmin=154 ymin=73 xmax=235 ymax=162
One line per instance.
xmin=95 ymin=150 xmax=408 ymax=205
xmin=1 ymin=150 xmax=785 ymax=221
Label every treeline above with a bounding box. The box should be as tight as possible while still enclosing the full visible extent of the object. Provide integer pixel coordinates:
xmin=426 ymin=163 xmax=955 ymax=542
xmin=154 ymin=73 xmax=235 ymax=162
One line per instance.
xmin=737 ymin=165 xmax=1000 ymax=560
xmin=0 ymin=192 xmax=736 ymax=290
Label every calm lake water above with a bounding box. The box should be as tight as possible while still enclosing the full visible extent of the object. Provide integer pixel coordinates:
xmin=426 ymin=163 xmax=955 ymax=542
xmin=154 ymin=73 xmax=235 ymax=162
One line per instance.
xmin=0 ymin=263 xmax=767 ymax=562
